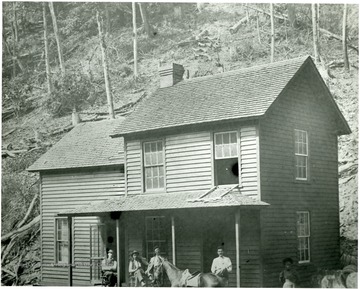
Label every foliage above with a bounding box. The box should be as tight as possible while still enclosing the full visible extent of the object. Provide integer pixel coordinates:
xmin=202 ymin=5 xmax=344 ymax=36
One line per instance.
xmin=2 ymin=75 xmax=35 ymax=116
xmin=45 ymin=70 xmax=97 ymax=116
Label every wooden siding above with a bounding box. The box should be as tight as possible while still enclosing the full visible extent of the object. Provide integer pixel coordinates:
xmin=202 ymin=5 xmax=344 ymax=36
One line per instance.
xmin=240 ymin=127 xmax=259 ymax=196
xmin=41 ymin=168 xmax=125 ymax=286
xmin=166 ymin=132 xmax=212 ymax=193
xmin=125 ymin=128 xmax=259 ymax=196
xmin=125 ymin=140 xmax=142 ymax=194
xmin=260 ymin=66 xmax=341 ymax=287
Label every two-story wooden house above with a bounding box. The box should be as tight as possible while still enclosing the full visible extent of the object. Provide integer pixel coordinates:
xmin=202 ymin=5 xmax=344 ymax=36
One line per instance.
xmin=28 ymin=56 xmax=351 ymax=287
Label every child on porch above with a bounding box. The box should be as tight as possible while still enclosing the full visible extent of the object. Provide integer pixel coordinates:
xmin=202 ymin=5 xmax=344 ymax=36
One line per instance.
xmin=279 ymin=257 xmax=299 ymax=288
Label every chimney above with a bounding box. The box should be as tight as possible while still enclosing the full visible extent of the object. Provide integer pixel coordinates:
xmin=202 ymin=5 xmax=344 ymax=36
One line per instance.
xmin=159 ymin=63 xmax=185 ymax=88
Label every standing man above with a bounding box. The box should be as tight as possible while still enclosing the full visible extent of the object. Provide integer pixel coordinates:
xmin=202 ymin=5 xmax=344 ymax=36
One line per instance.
xmin=146 ymin=246 xmax=164 ymax=286
xmin=211 ymin=246 xmax=232 ymax=286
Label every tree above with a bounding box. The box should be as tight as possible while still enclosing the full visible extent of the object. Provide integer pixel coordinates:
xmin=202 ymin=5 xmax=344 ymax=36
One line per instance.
xmin=48 ymin=2 xmax=65 ymax=77
xmin=42 ymin=3 xmax=52 ymax=97
xmin=132 ymin=2 xmax=138 ymax=79
xmin=138 ymin=3 xmax=154 ymax=38
xmin=286 ymin=4 xmax=297 ymax=28
xmin=342 ymin=4 xmax=349 ymax=71
xmin=312 ymin=3 xmax=321 ymax=64
xmin=270 ymin=3 xmax=275 ymax=62
xmin=96 ymin=11 xmax=115 ymax=119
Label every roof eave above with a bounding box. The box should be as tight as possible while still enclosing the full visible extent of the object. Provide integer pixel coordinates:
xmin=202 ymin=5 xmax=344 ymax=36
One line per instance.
xmin=27 ymin=163 xmax=124 ymax=173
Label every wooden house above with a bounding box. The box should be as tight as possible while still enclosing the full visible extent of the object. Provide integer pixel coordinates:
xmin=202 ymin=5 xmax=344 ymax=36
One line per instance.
xmin=28 ymin=56 xmax=351 ymax=287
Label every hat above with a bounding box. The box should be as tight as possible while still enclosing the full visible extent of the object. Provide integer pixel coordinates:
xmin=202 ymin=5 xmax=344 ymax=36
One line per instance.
xmin=108 ymin=249 xmax=113 ymax=254
xmin=153 ymin=246 xmax=160 ymax=251
xmin=131 ymin=250 xmax=139 ymax=256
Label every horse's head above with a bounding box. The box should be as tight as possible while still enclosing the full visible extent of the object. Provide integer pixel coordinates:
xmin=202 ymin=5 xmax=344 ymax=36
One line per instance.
xmin=153 ymin=259 xmax=167 ymax=284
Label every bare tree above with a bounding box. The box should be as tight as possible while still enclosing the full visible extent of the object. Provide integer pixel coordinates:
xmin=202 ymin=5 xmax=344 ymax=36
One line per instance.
xmin=138 ymin=3 xmax=154 ymax=38
xmin=132 ymin=2 xmax=138 ymax=78
xmin=48 ymin=2 xmax=65 ymax=77
xmin=270 ymin=3 xmax=275 ymax=62
xmin=43 ymin=3 xmax=52 ymax=96
xmin=342 ymin=4 xmax=349 ymax=71
xmin=96 ymin=11 xmax=115 ymax=119
xmin=287 ymin=4 xmax=296 ymax=28
xmin=312 ymin=3 xmax=321 ymax=64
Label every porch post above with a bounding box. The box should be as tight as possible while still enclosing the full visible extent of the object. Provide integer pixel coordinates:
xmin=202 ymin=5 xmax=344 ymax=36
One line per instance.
xmin=171 ymin=216 xmax=176 ymax=265
xmin=235 ymin=210 xmax=240 ymax=287
xmin=68 ymin=216 xmax=73 ymax=286
xmin=116 ymin=218 xmax=121 ymax=287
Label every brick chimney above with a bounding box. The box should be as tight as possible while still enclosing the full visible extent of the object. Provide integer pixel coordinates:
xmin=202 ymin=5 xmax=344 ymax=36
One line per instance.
xmin=159 ymin=63 xmax=185 ymax=88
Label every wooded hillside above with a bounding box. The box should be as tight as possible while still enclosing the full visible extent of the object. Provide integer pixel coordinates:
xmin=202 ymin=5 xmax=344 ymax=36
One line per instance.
xmin=1 ymin=3 xmax=358 ymax=285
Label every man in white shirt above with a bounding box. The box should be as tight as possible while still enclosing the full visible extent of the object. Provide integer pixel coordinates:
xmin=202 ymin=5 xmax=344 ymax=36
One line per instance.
xmin=211 ymin=246 xmax=232 ymax=286
xmin=145 ymin=246 xmax=164 ymax=286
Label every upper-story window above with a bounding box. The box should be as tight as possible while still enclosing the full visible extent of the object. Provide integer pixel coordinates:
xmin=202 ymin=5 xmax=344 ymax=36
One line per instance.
xmin=295 ymin=130 xmax=308 ymax=180
xmin=214 ymin=131 xmax=239 ymax=185
xmin=55 ymin=218 xmax=69 ymax=263
xmin=143 ymin=140 xmax=164 ymax=191
xmin=297 ymin=211 xmax=310 ymax=263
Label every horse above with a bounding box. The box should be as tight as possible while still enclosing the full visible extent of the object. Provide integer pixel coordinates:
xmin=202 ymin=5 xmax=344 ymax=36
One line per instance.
xmin=154 ymin=260 xmax=226 ymax=287
xmin=318 ymin=266 xmax=357 ymax=288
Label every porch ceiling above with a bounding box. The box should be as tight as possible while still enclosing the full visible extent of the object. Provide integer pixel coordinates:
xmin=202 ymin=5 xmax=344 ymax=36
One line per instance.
xmin=57 ymin=185 xmax=269 ymax=216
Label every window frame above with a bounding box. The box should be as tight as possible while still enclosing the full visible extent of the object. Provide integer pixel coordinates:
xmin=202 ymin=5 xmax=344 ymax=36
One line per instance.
xmin=213 ymin=130 xmax=241 ymax=186
xmin=145 ymin=215 xmax=167 ymax=260
xmin=294 ymin=129 xmax=309 ymax=181
xmin=297 ymin=211 xmax=311 ymax=264
xmin=54 ymin=217 xmax=69 ymax=264
xmin=142 ymin=139 xmax=166 ymax=193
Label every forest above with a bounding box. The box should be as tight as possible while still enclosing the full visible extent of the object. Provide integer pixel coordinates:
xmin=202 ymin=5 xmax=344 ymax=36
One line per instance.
xmin=1 ymin=2 xmax=358 ymax=285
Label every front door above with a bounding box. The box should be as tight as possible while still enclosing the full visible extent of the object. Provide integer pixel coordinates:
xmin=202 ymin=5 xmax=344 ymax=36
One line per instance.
xmin=90 ymin=224 xmax=106 ymax=284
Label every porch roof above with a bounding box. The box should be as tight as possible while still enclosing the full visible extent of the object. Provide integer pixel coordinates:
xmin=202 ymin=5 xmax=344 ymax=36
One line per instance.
xmin=58 ymin=185 xmax=269 ymax=216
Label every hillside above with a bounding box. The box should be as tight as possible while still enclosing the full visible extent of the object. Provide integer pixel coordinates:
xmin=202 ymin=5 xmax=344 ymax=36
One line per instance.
xmin=1 ymin=3 xmax=358 ymax=285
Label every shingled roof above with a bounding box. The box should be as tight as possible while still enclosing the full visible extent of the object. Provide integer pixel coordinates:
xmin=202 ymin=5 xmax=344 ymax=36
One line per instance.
xmin=112 ymin=56 xmax=311 ymax=136
xmin=58 ymin=185 xmax=269 ymax=216
xmin=28 ymin=119 xmax=124 ymax=172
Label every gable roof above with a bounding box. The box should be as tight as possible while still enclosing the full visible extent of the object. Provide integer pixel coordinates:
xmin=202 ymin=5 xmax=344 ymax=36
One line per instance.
xmin=112 ymin=56 xmax=350 ymax=137
xmin=58 ymin=185 xmax=269 ymax=216
xmin=28 ymin=119 xmax=124 ymax=172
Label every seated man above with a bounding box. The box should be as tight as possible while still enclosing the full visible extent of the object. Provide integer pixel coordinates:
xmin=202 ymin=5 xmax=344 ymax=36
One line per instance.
xmin=128 ymin=250 xmax=148 ymax=287
xmin=101 ymin=249 xmax=117 ymax=287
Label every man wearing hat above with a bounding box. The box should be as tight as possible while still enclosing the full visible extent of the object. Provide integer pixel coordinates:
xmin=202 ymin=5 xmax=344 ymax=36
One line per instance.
xmin=101 ymin=249 xmax=117 ymax=286
xmin=128 ymin=250 xmax=148 ymax=287
xmin=145 ymin=246 xmax=164 ymax=286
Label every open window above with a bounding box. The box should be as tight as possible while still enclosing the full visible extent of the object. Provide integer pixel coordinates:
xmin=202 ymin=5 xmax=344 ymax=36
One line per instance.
xmin=214 ymin=131 xmax=239 ymax=185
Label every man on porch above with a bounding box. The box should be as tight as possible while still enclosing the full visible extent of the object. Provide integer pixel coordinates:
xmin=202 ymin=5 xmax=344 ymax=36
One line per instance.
xmin=211 ymin=246 xmax=232 ymax=287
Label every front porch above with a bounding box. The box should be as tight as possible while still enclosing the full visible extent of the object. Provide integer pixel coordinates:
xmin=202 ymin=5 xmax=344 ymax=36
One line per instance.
xmin=58 ymin=187 xmax=268 ymax=287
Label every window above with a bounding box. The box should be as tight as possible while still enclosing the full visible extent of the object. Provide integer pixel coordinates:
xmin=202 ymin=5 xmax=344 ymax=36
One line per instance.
xmin=55 ymin=218 xmax=69 ymax=263
xmin=214 ymin=131 xmax=239 ymax=185
xmin=145 ymin=216 xmax=168 ymax=260
xmin=295 ymin=130 xmax=308 ymax=180
xmin=143 ymin=141 xmax=164 ymax=191
xmin=297 ymin=211 xmax=310 ymax=263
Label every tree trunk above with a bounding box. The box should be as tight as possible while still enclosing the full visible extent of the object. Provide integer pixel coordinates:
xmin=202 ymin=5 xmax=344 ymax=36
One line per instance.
xmin=343 ymin=4 xmax=349 ymax=71
xmin=105 ymin=4 xmax=111 ymax=35
xmin=12 ymin=2 xmax=18 ymax=77
xmin=96 ymin=11 xmax=115 ymax=119
xmin=270 ymin=3 xmax=275 ymax=63
xmin=287 ymin=4 xmax=296 ymax=28
xmin=132 ymin=2 xmax=138 ymax=78
xmin=48 ymin=2 xmax=65 ymax=77
xmin=138 ymin=3 xmax=153 ymax=38
xmin=43 ymin=3 xmax=52 ymax=96
xmin=312 ymin=3 xmax=321 ymax=64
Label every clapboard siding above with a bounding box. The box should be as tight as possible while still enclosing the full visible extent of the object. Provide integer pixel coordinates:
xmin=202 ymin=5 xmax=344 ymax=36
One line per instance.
xmin=125 ymin=140 xmax=142 ymax=194
xmin=240 ymin=127 xmax=259 ymax=196
xmin=260 ymin=67 xmax=340 ymax=287
xmin=41 ymin=168 xmax=125 ymax=286
xmin=165 ymin=132 xmax=212 ymax=193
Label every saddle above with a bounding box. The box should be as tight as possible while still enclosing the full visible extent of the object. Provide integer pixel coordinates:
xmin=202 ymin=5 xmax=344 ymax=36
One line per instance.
xmin=180 ymin=269 xmax=201 ymax=287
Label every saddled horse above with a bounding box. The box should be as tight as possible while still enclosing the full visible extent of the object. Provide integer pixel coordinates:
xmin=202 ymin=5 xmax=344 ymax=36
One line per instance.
xmin=154 ymin=260 xmax=226 ymax=287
